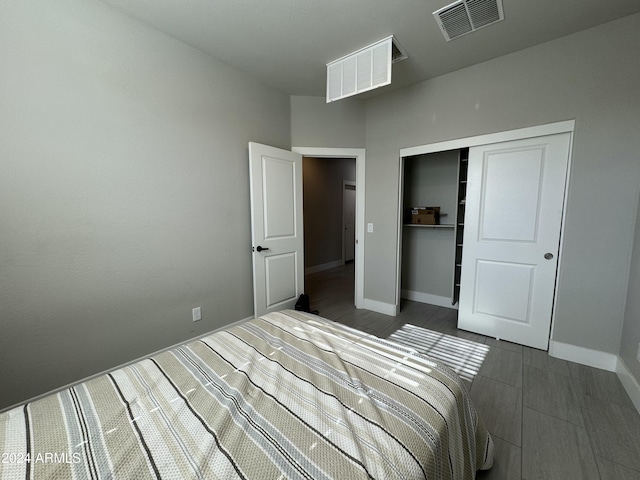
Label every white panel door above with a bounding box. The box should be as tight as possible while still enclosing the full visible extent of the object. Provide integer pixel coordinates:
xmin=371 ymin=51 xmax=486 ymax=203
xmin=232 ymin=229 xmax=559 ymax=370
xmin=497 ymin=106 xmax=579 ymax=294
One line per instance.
xmin=249 ymin=142 xmax=304 ymax=317
xmin=458 ymin=133 xmax=571 ymax=349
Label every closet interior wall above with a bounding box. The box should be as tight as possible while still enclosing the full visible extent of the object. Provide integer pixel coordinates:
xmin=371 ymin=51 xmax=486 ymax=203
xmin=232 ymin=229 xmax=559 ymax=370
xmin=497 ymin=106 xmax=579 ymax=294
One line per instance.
xmin=401 ymin=149 xmax=464 ymax=307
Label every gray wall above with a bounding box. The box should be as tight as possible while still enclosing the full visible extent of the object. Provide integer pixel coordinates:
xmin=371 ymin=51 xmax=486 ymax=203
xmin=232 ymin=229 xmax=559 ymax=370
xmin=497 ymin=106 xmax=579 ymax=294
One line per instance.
xmin=291 ymin=96 xmax=365 ymax=148
xmin=621 ymin=192 xmax=640 ymax=381
xmin=0 ymin=0 xmax=290 ymax=409
xmin=364 ymin=13 xmax=640 ymax=357
xmin=303 ymin=158 xmax=356 ymax=269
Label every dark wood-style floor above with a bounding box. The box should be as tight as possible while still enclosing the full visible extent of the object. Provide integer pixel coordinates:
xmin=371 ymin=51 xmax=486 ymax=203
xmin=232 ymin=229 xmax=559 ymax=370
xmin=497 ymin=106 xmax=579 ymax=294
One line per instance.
xmin=306 ymin=263 xmax=640 ymax=480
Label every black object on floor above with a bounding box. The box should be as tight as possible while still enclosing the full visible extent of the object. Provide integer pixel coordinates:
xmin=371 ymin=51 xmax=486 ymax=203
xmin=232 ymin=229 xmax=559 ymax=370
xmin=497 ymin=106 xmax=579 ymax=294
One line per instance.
xmin=295 ymin=293 xmax=318 ymax=315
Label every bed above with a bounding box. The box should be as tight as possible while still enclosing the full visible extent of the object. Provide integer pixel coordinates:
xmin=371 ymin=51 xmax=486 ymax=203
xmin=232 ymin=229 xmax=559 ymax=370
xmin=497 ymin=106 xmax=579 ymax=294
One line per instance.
xmin=0 ymin=310 xmax=493 ymax=479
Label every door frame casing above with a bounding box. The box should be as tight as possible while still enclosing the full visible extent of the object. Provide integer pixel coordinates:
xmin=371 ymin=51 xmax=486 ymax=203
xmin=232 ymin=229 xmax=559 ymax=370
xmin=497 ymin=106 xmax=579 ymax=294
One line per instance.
xmin=342 ymin=180 xmax=357 ymax=264
xmin=396 ymin=120 xmax=575 ymax=339
xmin=292 ymin=147 xmax=365 ymax=309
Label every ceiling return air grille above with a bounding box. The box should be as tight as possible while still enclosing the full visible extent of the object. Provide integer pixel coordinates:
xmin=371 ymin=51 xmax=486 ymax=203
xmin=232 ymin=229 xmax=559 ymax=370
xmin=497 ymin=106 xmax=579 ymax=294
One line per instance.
xmin=433 ymin=0 xmax=504 ymax=41
xmin=326 ymin=35 xmax=407 ymax=103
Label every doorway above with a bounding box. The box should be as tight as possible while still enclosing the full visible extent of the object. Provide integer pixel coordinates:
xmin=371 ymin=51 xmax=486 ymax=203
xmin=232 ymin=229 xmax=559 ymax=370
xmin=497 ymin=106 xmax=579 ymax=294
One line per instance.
xmin=302 ymin=156 xmax=355 ymax=311
xmin=302 ymin=156 xmax=356 ymax=273
xmin=292 ymin=147 xmax=365 ymax=309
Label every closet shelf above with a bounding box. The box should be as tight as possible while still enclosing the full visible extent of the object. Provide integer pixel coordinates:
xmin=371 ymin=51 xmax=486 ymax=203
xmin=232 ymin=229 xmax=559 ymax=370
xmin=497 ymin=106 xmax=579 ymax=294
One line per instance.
xmin=404 ymin=224 xmax=455 ymax=229
xmin=452 ymin=147 xmax=469 ymax=307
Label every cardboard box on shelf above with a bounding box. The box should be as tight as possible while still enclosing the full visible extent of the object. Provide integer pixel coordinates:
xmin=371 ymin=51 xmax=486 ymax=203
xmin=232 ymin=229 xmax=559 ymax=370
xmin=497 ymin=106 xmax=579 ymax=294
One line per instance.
xmin=409 ymin=206 xmax=440 ymax=225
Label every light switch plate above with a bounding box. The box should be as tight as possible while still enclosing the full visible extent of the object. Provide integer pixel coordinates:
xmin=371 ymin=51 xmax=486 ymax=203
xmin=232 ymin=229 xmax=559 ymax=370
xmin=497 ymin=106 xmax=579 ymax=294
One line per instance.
xmin=192 ymin=307 xmax=202 ymax=322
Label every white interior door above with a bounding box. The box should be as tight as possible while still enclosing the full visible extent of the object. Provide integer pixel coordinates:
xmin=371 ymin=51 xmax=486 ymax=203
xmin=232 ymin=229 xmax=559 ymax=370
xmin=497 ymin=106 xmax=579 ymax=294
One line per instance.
xmin=249 ymin=142 xmax=304 ymax=317
xmin=458 ymin=132 xmax=571 ymax=349
xmin=343 ymin=182 xmax=356 ymax=262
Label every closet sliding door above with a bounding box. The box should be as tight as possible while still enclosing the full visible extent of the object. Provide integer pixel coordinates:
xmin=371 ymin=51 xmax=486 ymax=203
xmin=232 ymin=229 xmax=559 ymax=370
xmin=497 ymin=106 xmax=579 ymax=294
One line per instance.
xmin=457 ymin=133 xmax=571 ymax=350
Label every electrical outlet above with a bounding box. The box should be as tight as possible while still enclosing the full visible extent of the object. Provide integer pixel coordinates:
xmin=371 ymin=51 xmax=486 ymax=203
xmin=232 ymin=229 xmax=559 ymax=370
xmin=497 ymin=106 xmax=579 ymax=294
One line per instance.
xmin=192 ymin=307 xmax=202 ymax=322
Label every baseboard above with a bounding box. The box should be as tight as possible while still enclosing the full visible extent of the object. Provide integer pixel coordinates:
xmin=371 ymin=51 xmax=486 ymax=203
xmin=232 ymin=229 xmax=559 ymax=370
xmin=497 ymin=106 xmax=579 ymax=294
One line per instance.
xmin=305 ymin=260 xmax=343 ymax=275
xmin=548 ymin=340 xmax=618 ymax=372
xmin=360 ymin=298 xmax=398 ymax=316
xmin=401 ymin=289 xmax=458 ymax=310
xmin=616 ymin=358 xmax=640 ymax=415
xmin=0 ymin=315 xmax=254 ymax=414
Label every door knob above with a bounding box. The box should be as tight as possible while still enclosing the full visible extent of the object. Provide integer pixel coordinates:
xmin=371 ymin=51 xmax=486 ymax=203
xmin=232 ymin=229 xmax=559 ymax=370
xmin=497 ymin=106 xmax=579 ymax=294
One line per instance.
xmin=544 ymin=252 xmax=554 ymax=260
xmin=256 ymin=246 xmax=269 ymax=252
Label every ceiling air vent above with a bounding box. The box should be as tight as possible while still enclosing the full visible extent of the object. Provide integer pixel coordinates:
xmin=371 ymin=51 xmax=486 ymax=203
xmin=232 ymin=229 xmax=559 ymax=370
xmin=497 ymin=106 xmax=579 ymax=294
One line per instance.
xmin=433 ymin=0 xmax=504 ymax=41
xmin=326 ymin=35 xmax=407 ymax=103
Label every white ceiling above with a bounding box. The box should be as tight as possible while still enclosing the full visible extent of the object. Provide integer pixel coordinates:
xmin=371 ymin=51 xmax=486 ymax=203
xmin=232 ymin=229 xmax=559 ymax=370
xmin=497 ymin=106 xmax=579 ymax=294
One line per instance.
xmin=100 ymin=0 xmax=640 ymax=98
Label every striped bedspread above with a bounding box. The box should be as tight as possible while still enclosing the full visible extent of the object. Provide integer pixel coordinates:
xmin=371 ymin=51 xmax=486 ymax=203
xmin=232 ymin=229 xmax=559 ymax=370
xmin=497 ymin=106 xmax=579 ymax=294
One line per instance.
xmin=0 ymin=310 xmax=493 ymax=479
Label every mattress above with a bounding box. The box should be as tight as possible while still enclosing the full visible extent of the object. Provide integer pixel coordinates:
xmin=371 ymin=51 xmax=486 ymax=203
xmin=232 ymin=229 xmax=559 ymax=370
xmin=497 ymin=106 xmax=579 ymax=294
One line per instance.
xmin=0 ymin=310 xmax=493 ymax=479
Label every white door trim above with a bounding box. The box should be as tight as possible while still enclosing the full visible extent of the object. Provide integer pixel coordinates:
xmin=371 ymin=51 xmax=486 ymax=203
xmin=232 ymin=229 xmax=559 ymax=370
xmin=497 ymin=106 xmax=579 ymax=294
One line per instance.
xmin=399 ymin=120 xmax=575 ymax=158
xmin=292 ymin=147 xmax=365 ymax=309
xmin=395 ymin=120 xmax=574 ymax=341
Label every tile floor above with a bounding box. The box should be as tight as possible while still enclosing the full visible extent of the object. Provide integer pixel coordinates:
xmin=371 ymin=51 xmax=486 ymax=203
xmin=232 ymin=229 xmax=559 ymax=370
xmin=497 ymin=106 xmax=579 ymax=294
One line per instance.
xmin=306 ymin=264 xmax=640 ymax=480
